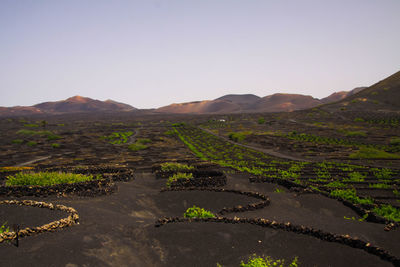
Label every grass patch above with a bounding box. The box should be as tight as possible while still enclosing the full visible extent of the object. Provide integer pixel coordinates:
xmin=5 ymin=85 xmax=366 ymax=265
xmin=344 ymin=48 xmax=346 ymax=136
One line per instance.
xmin=183 ymin=205 xmax=215 ymax=219
xmin=373 ymin=204 xmax=400 ymax=222
xmin=27 ymin=141 xmax=37 ymax=146
xmin=105 ymin=131 xmax=133 ymax=144
xmin=240 ymin=254 xmax=299 ymax=267
xmin=166 ymin=172 xmax=193 ymax=187
xmin=160 ymin=162 xmax=194 ymax=172
xmin=349 ymin=147 xmax=400 ymax=159
xmin=342 ymin=172 xmax=365 ymax=182
xmin=228 ymin=132 xmax=251 ymax=142
xmin=0 ymin=222 xmax=9 ymax=234
xmin=325 ymin=181 xmax=347 ymax=188
xmin=369 ymin=183 xmax=391 ymax=189
xmin=330 ymin=189 xmax=373 ymax=205
xmin=6 ymin=171 xmax=101 ymax=186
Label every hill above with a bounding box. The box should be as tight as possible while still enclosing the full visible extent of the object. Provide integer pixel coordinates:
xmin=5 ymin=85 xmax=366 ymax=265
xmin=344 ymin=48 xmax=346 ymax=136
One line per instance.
xmin=0 ymin=96 xmax=136 ymax=117
xmin=320 ymin=71 xmax=400 ymax=112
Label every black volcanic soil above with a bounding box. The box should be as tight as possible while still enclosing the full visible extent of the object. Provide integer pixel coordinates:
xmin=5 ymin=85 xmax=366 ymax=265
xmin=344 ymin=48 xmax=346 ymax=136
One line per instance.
xmin=0 ymin=112 xmax=399 ymax=266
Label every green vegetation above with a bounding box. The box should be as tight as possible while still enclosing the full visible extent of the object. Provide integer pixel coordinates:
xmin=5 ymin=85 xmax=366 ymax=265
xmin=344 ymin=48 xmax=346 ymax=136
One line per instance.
xmin=287 ymin=131 xmax=356 ymax=146
xmin=274 ymin=188 xmax=285 ymax=193
xmin=345 ymin=131 xmax=366 ymax=137
xmin=372 ymin=168 xmax=393 ymax=180
xmin=12 ymin=139 xmax=23 ymax=144
xmin=27 ymin=141 xmax=37 ymax=146
xmin=369 ymin=183 xmax=390 ymax=189
xmin=183 ymin=205 xmax=215 ymax=219
xmin=354 ymin=118 xmax=364 ymax=122
xmin=240 ymin=255 xmax=299 ymax=267
xmin=17 ymin=129 xmax=61 ymax=141
xmin=128 ymin=138 xmax=151 ymax=151
xmin=325 ymin=181 xmax=347 ymax=188
xmin=228 ymin=131 xmax=251 ymax=142
xmin=0 ymin=222 xmax=9 ymax=234
xmin=6 ymin=171 xmax=101 ymax=186
xmin=160 ymin=162 xmax=194 ymax=172
xmin=128 ymin=143 xmax=148 ymax=151
xmin=330 ymin=189 xmax=373 ymax=205
xmin=51 ymin=143 xmax=61 ymax=148
xmin=343 ymin=172 xmax=365 ymax=182
xmin=373 ymin=204 xmax=400 ymax=222
xmin=257 ymin=117 xmax=265 ymax=124
xmin=166 ymin=172 xmax=193 ymax=187
xmin=105 ymin=131 xmax=133 ymax=144
xmin=349 ymin=147 xmax=400 ymax=159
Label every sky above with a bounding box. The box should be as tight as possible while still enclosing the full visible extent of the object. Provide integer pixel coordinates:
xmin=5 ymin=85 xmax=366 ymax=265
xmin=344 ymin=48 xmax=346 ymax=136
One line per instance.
xmin=0 ymin=0 xmax=399 ymax=109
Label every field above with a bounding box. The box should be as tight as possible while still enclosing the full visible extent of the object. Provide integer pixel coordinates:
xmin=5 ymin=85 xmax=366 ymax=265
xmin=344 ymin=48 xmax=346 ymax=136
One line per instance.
xmin=0 ymin=110 xmax=400 ymax=266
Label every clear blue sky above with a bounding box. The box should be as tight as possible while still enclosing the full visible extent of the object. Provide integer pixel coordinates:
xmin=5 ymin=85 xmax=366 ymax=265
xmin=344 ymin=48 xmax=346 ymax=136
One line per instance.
xmin=1 ymin=0 xmax=399 ymax=109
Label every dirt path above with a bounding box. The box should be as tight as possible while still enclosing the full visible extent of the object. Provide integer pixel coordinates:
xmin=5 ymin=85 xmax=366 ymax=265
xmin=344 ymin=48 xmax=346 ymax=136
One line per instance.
xmin=13 ymin=156 xmax=52 ymax=167
xmin=200 ymin=127 xmax=310 ymax=162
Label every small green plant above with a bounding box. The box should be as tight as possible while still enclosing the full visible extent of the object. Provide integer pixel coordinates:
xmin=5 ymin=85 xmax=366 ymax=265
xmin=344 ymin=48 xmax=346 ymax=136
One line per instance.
xmin=105 ymin=131 xmax=133 ymax=144
xmin=160 ymin=162 xmax=194 ymax=172
xmin=349 ymin=147 xmax=400 ymax=159
xmin=27 ymin=141 xmax=37 ymax=146
xmin=51 ymin=143 xmax=60 ymax=148
xmin=183 ymin=205 xmax=215 ymax=219
xmin=137 ymin=138 xmax=151 ymax=144
xmin=344 ymin=214 xmax=368 ymax=222
xmin=373 ymin=168 xmax=393 ymax=180
xmin=354 ymin=118 xmax=364 ymax=122
xmin=128 ymin=142 xmax=148 ymax=151
xmin=325 ymin=181 xmax=347 ymax=188
xmin=257 ymin=117 xmax=265 ymax=124
xmin=275 ymin=188 xmax=285 ymax=193
xmin=228 ymin=132 xmax=250 ymax=142
xmin=373 ymin=204 xmax=400 ymax=222
xmin=166 ymin=172 xmax=193 ymax=187
xmin=240 ymin=254 xmax=299 ymax=267
xmin=12 ymin=139 xmax=24 ymax=144
xmin=0 ymin=222 xmax=9 ymax=234
xmin=343 ymin=172 xmax=365 ymax=182
xmin=369 ymin=183 xmax=391 ymax=189
xmin=330 ymin=189 xmax=373 ymax=205
xmin=6 ymin=172 xmax=101 ymax=186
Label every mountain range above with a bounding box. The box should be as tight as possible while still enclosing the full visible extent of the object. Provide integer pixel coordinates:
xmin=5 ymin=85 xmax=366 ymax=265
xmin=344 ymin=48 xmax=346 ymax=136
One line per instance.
xmin=1 ymin=70 xmax=399 ymax=116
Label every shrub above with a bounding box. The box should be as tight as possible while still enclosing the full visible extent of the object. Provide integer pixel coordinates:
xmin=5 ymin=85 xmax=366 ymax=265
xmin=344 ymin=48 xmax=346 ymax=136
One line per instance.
xmin=6 ymin=171 xmax=101 ymax=186
xmin=373 ymin=204 xmax=400 ymax=222
xmin=349 ymin=147 xmax=400 ymax=159
xmin=166 ymin=172 xmax=193 ymax=187
xmin=51 ymin=143 xmax=60 ymax=148
xmin=257 ymin=117 xmax=265 ymax=124
xmin=330 ymin=189 xmax=373 ymax=205
xmin=228 ymin=132 xmax=251 ymax=142
xmin=128 ymin=142 xmax=148 ymax=151
xmin=137 ymin=138 xmax=151 ymax=144
xmin=0 ymin=222 xmax=9 ymax=234
xmin=326 ymin=181 xmax=347 ymax=188
xmin=12 ymin=139 xmax=24 ymax=144
xmin=160 ymin=162 xmax=194 ymax=172
xmin=27 ymin=141 xmax=37 ymax=146
xmin=184 ymin=205 xmax=215 ymax=219
xmin=240 ymin=254 xmax=299 ymax=267
xmin=343 ymin=172 xmax=365 ymax=182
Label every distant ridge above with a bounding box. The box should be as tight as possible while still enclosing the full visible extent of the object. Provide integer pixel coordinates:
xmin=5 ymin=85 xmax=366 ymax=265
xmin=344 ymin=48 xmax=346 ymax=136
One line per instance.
xmin=0 ymin=96 xmax=136 ymax=116
xmin=320 ymin=71 xmax=400 ymax=112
